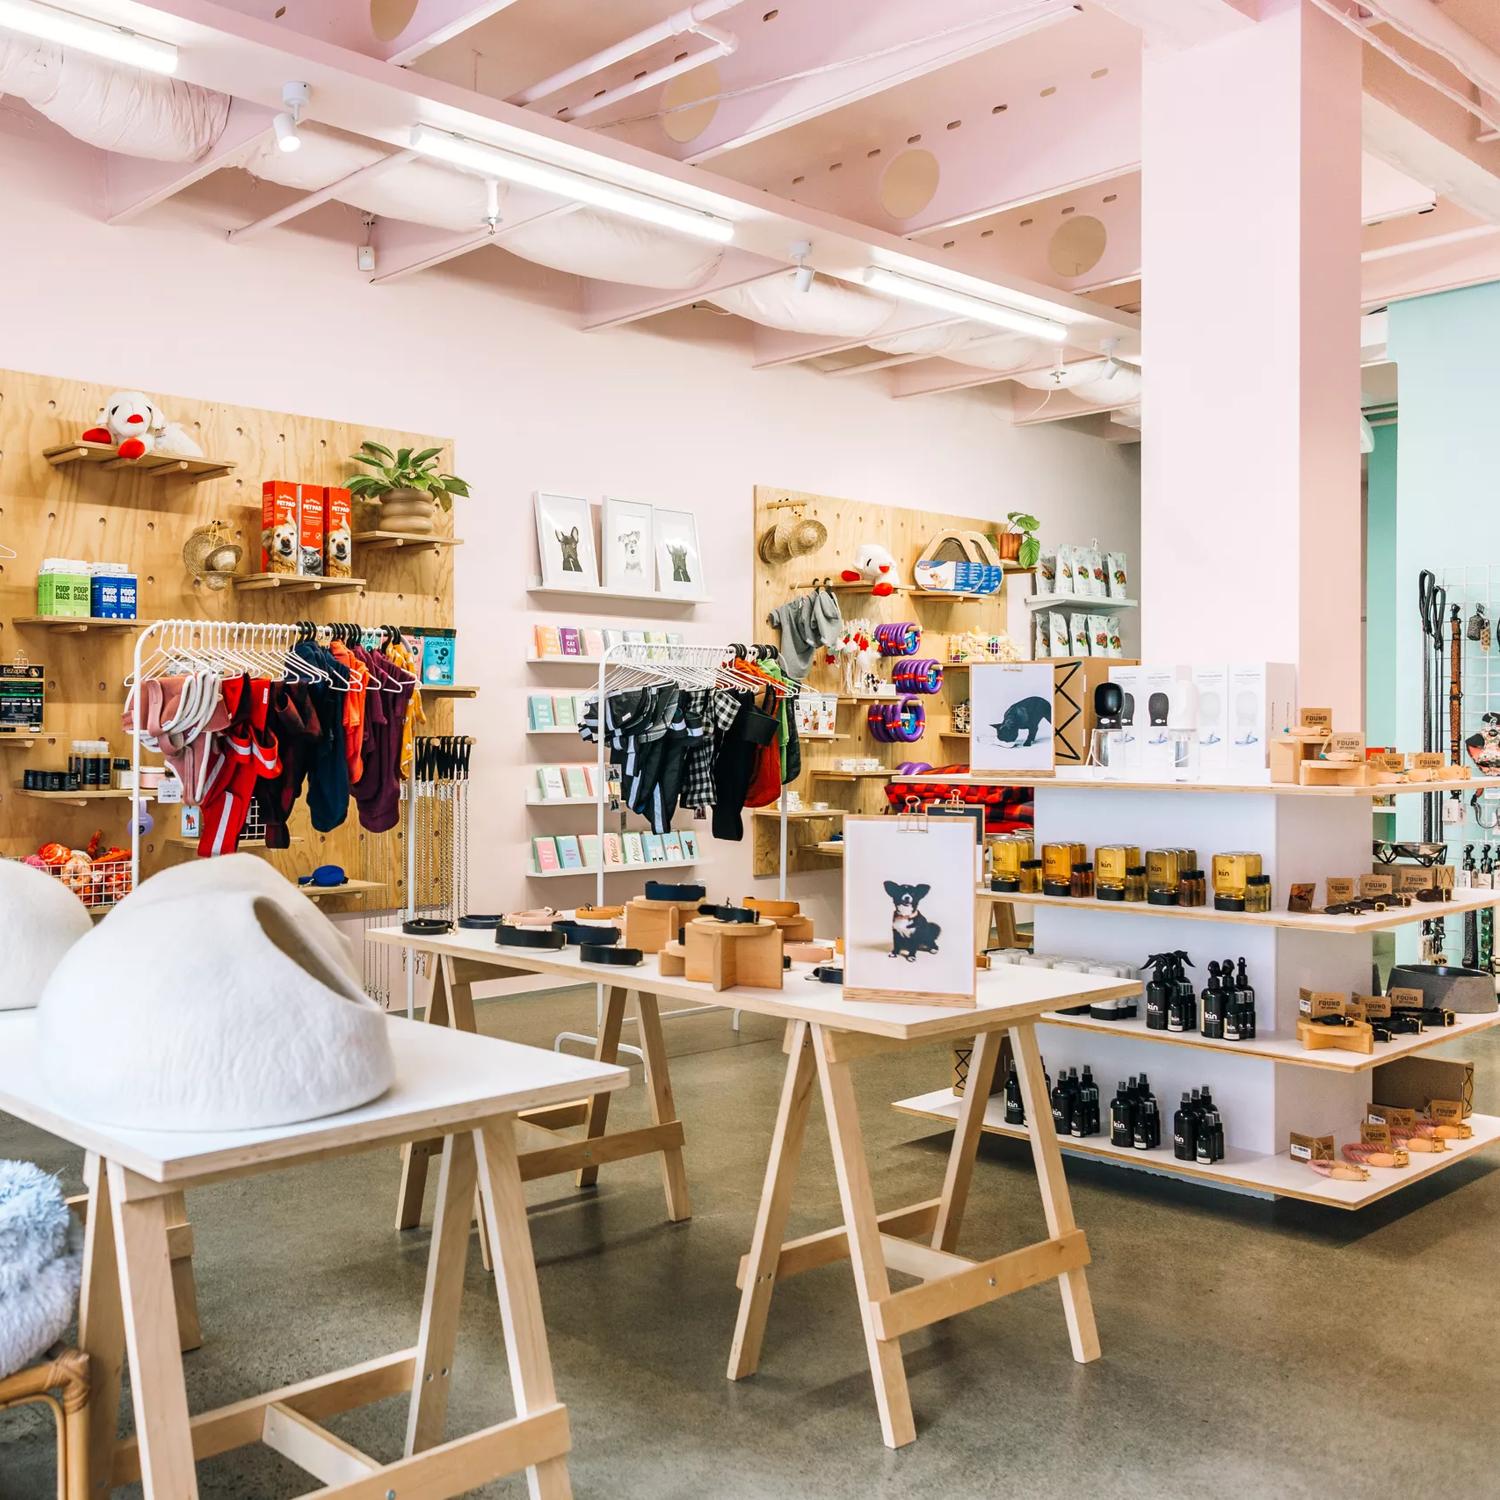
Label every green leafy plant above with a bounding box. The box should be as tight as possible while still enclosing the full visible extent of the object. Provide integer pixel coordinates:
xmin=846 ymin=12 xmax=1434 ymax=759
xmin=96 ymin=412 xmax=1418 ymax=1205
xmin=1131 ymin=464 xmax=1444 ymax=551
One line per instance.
xmin=1005 ymin=511 xmax=1041 ymax=569
xmin=344 ymin=442 xmax=471 ymax=512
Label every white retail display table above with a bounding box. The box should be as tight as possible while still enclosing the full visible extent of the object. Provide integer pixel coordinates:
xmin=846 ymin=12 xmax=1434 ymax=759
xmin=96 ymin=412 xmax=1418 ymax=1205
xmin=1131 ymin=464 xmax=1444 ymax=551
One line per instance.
xmin=0 ymin=1011 xmax=625 ymax=1500
xmin=366 ymin=924 xmax=1140 ymax=1450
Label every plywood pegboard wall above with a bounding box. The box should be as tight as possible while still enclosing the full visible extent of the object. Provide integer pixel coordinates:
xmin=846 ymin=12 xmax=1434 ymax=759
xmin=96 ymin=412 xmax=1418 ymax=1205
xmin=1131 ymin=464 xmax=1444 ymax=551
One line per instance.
xmin=751 ymin=484 xmax=1027 ymax=878
xmin=0 ymin=366 xmax=460 ymax=906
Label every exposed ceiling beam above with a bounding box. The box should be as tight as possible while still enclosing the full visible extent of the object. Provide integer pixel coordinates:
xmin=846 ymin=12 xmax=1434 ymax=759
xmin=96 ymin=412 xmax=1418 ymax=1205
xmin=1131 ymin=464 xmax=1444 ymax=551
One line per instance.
xmin=1363 ymin=80 xmax=1500 ymax=222
xmin=580 ymin=250 xmax=786 ymax=330
xmin=1362 ymin=0 xmax=1500 ymax=107
xmin=368 ymin=192 xmax=569 ymax=283
xmin=1085 ymin=0 xmax=1259 ymax=49
xmin=749 ymin=308 xmax=963 ymax=368
xmin=103 ymin=97 xmax=273 ymax=223
xmin=595 ymin=0 xmax=1082 ymax=164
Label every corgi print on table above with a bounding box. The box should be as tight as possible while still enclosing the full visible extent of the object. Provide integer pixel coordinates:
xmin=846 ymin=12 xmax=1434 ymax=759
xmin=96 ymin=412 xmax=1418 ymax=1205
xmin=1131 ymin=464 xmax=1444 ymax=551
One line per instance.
xmin=885 ymin=882 xmax=941 ymax=962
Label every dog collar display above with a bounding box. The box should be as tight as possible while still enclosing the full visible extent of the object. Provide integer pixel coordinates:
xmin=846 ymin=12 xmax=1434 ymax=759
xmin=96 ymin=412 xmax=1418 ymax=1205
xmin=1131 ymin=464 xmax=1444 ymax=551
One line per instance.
xmin=496 ymin=925 xmax=566 ymax=949
xmin=645 ymin=880 xmax=705 ymax=903
xmin=581 ymin=944 xmax=642 ymax=966
xmin=503 ymin=907 xmax=558 ymax=925
xmin=402 ymin=918 xmax=451 ymax=936
xmin=576 ymin=903 xmax=625 ymax=920
xmin=785 ymin=942 xmax=835 ymax=964
xmin=698 ymin=903 xmax=758 ymax=924
xmin=557 ymin=922 xmax=621 ymax=946
xmin=807 ymin=964 xmax=844 ymax=985
xmin=458 ymin=913 xmax=503 ymax=930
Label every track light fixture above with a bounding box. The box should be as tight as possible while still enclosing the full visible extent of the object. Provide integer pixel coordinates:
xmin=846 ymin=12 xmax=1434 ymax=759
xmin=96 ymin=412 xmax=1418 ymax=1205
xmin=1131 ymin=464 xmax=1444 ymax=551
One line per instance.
xmin=861 ymin=267 xmax=1069 ymax=343
xmin=790 ymin=240 xmax=814 ymax=293
xmin=273 ymin=81 xmax=310 ymax=155
xmin=407 ymin=125 xmax=735 ymax=244
xmin=0 ymin=0 xmax=177 ymax=73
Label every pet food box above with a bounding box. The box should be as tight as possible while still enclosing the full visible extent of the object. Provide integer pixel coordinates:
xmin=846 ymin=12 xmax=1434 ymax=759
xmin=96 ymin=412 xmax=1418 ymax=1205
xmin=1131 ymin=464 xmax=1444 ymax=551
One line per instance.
xmin=297 ymin=482 xmax=325 ymax=577
xmin=261 ymin=480 xmax=300 ymax=575
xmin=323 ymin=485 xmax=352 ymax=578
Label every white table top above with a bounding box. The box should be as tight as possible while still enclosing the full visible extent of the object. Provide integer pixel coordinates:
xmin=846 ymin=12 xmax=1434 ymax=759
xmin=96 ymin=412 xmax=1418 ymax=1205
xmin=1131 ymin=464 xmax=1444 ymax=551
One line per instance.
xmin=367 ymin=925 xmax=1141 ymax=1043
xmin=0 ymin=1012 xmax=627 ymax=1185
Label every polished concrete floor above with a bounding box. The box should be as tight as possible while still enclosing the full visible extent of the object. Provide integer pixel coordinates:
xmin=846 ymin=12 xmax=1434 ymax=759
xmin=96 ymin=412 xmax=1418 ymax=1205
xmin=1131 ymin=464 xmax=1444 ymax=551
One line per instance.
xmin=4 ymin=987 xmax=1498 ymax=1499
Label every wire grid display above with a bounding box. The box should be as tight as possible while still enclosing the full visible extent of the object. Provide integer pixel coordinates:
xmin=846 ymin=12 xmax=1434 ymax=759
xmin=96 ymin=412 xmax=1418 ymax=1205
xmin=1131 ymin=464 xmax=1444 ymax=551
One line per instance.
xmin=1435 ymin=564 xmax=1500 ymax=850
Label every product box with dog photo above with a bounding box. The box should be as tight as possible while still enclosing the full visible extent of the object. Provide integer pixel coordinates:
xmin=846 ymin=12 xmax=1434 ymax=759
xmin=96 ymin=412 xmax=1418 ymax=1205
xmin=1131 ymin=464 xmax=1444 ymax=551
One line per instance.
xmin=841 ymin=814 xmax=976 ymax=1007
xmin=969 ymin=661 xmax=1056 ymax=773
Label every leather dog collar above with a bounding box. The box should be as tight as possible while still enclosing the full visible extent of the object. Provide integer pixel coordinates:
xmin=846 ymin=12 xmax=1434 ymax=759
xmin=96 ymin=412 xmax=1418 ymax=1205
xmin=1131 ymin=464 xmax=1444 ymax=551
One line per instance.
xmin=458 ymin=913 xmax=503 ymax=930
xmin=581 ymin=944 xmax=643 ymax=966
xmin=496 ymin=924 xmax=566 ymax=949
xmin=806 ymin=964 xmax=844 ymax=984
xmin=557 ymin=922 xmax=622 ymax=946
xmin=785 ymin=941 xmax=835 ymax=964
xmin=645 ymin=880 xmax=706 ymax=903
xmin=403 ymin=918 xmax=452 ymax=936
xmin=698 ymin=902 xmax=758 ymax=924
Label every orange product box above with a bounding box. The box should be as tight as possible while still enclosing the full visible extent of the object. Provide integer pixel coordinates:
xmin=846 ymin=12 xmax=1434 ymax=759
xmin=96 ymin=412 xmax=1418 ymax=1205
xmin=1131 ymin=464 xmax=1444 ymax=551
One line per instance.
xmin=297 ymin=482 xmax=326 ymax=576
xmin=261 ymin=480 xmax=299 ymax=575
xmin=323 ymin=485 xmax=353 ymax=578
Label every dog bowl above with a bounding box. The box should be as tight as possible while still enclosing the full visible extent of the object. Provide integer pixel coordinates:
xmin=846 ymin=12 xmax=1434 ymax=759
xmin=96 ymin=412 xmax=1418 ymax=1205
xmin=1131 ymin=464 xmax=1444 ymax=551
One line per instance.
xmin=1373 ymin=840 xmax=1448 ymax=866
xmin=1387 ymin=963 xmax=1497 ymax=1015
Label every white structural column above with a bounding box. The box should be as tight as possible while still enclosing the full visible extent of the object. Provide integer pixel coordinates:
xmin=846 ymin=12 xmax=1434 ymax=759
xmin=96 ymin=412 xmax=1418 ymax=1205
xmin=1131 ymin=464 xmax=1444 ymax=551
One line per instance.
xmin=1140 ymin=0 xmax=1364 ymax=721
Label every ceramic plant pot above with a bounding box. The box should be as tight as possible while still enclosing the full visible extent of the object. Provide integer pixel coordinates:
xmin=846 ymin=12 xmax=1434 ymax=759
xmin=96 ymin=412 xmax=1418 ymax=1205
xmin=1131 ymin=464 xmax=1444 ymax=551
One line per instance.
xmin=377 ymin=487 xmax=437 ymax=536
xmin=996 ymin=531 xmax=1023 ymax=561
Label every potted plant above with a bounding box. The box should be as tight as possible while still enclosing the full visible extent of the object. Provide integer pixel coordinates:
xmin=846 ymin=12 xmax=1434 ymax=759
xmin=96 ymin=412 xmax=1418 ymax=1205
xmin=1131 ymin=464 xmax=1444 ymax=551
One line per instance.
xmin=996 ymin=511 xmax=1040 ymax=568
xmin=344 ymin=441 xmax=471 ymax=536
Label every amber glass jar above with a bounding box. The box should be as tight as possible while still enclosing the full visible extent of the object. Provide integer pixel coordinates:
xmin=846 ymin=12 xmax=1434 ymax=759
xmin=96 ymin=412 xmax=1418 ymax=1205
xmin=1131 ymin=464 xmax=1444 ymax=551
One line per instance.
xmin=1245 ymin=874 xmax=1272 ymax=912
xmin=1124 ymin=865 xmax=1148 ymax=902
xmin=1019 ymin=859 xmax=1043 ymax=894
xmin=1177 ymin=868 xmax=1207 ymax=907
xmin=1070 ymin=862 xmax=1096 ymax=899
xmin=1043 ymin=841 xmax=1087 ymax=884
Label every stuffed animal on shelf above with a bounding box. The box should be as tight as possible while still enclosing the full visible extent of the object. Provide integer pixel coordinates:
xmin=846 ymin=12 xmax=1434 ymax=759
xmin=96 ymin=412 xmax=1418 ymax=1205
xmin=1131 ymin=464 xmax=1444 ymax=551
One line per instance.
xmin=80 ymin=390 xmax=204 ymax=462
xmin=840 ymin=541 xmax=903 ymax=596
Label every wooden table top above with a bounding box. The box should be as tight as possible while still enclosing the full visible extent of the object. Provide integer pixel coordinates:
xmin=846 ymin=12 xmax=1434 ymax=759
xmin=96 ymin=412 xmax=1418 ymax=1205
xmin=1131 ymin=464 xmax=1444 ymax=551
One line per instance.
xmin=367 ymin=925 xmax=1141 ymax=1043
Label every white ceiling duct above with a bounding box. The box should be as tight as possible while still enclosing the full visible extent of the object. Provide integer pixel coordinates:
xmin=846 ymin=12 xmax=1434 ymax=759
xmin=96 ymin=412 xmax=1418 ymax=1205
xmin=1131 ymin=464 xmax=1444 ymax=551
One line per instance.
xmin=0 ymin=32 xmax=227 ymax=159
xmin=949 ymin=331 xmax=1046 ymax=373
xmin=1012 ymin=358 xmax=1142 ymax=405
xmin=1113 ymin=403 xmax=1141 ymax=430
xmin=500 ymin=208 xmax=723 ymax=289
xmin=241 ymin=125 xmax=496 ymax=232
xmin=708 ymin=271 xmax=893 ymax=337
xmin=866 ymin=321 xmax=988 ymax=358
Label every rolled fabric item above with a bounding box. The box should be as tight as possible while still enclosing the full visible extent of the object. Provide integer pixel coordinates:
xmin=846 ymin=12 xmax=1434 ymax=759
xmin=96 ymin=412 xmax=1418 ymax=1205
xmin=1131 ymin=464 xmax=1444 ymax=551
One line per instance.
xmin=556 ymin=922 xmax=622 ymax=946
xmin=458 ymin=913 xmax=504 ymax=929
xmin=403 ymin=917 xmax=452 ymax=936
xmin=644 ymin=880 xmax=706 ymax=903
xmin=496 ymin=924 xmax=566 ymax=949
xmin=581 ymin=944 xmax=643 ymax=966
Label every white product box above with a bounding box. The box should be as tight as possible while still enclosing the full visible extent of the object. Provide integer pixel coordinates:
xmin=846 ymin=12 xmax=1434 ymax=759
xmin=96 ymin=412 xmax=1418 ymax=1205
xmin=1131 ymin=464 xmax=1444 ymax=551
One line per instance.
xmin=1228 ymin=661 xmax=1298 ymax=768
xmin=1107 ymin=664 xmax=1143 ymax=768
xmin=1191 ymin=665 xmax=1231 ymax=768
xmin=1139 ymin=666 xmax=1184 ymax=771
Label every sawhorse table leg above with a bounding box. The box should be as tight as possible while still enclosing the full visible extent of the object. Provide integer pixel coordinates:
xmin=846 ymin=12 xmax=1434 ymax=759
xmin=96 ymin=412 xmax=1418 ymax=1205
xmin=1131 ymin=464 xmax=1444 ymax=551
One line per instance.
xmin=728 ymin=1019 xmax=1097 ymax=1448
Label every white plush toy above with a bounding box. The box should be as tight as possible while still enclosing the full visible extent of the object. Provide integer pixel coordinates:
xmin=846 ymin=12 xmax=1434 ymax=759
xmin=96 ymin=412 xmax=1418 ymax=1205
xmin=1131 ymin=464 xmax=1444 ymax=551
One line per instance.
xmin=840 ymin=541 xmax=903 ymax=597
xmin=80 ymin=390 xmax=203 ymax=462
xmin=0 ymin=862 xmax=92 ymax=1012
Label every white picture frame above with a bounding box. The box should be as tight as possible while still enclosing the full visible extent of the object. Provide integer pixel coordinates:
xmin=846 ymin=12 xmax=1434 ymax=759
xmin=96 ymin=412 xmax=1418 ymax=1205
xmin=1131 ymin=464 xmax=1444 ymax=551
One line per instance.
xmin=842 ymin=815 xmax=976 ymax=1007
xmin=534 ymin=491 xmax=599 ymax=589
xmin=653 ymin=508 xmax=703 ymax=599
xmin=601 ymin=497 xmax=655 ymax=593
xmin=969 ymin=662 xmax=1055 ymax=773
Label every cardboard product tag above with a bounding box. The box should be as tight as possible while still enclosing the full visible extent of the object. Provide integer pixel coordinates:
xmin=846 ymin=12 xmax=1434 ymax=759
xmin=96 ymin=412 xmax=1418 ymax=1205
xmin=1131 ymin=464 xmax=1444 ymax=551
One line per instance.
xmin=1393 ymin=866 xmax=1435 ymax=894
xmin=1359 ymin=873 xmax=1394 ymax=898
xmin=1288 ymin=882 xmax=1316 ymax=913
xmin=1344 ymin=995 xmax=1367 ymax=1022
xmin=1368 ymin=1102 xmax=1418 ymax=1130
xmin=1374 ymin=751 xmax=1407 ymax=771
xmin=1327 ymin=731 xmax=1366 ymax=760
xmin=1361 ymin=1121 xmax=1393 ymax=1147
xmin=1289 ymin=1131 xmax=1335 ymax=1163
xmin=1429 ymin=1098 xmax=1465 ymax=1125
xmin=1324 ymin=877 xmax=1356 ymax=905
xmin=1299 ymin=707 xmax=1333 ymax=734
xmin=1412 ymin=751 xmax=1445 ymax=772
xmin=1355 ymin=992 xmax=1392 ymax=1019
xmin=1299 ymin=988 xmax=1346 ymax=1019
xmin=1387 ymin=986 xmax=1427 ymax=1010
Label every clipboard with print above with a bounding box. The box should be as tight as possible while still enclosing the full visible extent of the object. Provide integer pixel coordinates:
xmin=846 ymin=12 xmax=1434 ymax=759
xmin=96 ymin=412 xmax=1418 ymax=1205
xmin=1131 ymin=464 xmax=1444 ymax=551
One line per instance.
xmin=841 ymin=805 xmax=977 ymax=1008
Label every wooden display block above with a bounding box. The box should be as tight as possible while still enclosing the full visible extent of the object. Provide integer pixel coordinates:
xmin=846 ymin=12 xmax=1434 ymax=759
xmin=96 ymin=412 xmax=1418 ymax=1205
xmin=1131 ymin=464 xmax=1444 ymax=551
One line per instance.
xmin=1297 ymin=1017 xmax=1375 ymax=1055
xmin=683 ymin=917 xmax=784 ymax=991
xmin=624 ymin=897 xmax=687 ymax=954
xmin=658 ymin=939 xmax=687 ymax=977
xmin=745 ymin=897 xmax=816 ymax=943
xmin=1270 ymin=733 xmax=1321 ymax=785
xmin=1299 ymin=760 xmax=1370 ymax=788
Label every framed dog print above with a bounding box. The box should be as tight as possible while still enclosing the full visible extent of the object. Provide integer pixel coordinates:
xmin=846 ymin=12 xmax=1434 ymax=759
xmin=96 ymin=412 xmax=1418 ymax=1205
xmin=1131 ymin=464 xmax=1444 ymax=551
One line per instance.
xmin=653 ymin=507 xmax=703 ymax=599
xmin=969 ymin=662 xmax=1056 ymax=774
xmin=841 ymin=814 xmax=976 ymax=1007
xmin=534 ymin=491 xmax=599 ymax=589
xmin=601 ymin=497 xmax=655 ymax=593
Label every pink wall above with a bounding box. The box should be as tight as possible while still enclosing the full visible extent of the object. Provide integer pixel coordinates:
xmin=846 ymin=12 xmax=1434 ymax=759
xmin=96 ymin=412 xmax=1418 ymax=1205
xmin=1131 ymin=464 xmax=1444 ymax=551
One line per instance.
xmin=0 ymin=105 xmax=1139 ymax=930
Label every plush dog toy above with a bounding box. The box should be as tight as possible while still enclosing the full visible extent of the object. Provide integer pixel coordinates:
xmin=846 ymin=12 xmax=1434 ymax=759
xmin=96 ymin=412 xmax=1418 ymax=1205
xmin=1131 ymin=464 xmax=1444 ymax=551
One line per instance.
xmin=841 ymin=542 xmax=902 ymax=597
xmin=80 ymin=390 xmax=204 ymax=462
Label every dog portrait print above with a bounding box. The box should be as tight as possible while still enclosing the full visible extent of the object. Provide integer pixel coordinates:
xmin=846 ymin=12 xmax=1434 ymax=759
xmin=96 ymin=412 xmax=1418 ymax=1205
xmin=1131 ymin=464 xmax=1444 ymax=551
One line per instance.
xmin=884 ymin=881 xmax=942 ymax=962
xmin=556 ymin=526 xmax=583 ymax=573
xmin=263 ymin=521 xmax=297 ymax=575
xmin=992 ymin=694 xmax=1052 ymax=748
xmin=667 ymin=543 xmax=691 ymax=583
xmin=620 ymin=529 xmax=643 ymax=575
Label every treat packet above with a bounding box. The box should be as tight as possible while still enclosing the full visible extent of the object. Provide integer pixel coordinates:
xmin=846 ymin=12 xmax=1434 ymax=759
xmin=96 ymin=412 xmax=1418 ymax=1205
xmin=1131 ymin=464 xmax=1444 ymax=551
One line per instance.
xmin=1087 ymin=614 xmax=1111 ymax=658
xmin=1105 ymin=614 xmax=1123 ymax=658
xmin=1050 ymin=611 xmax=1072 ymax=659
xmin=1055 ymin=543 xmax=1076 ymax=596
xmin=1070 ymin=613 xmax=1092 ymax=657
xmin=1036 ymin=548 xmax=1057 ymax=596
xmin=1106 ymin=550 xmax=1129 ymax=599
xmin=1035 ymin=613 xmax=1052 ymax=658
xmin=1078 ymin=544 xmax=1105 ymax=598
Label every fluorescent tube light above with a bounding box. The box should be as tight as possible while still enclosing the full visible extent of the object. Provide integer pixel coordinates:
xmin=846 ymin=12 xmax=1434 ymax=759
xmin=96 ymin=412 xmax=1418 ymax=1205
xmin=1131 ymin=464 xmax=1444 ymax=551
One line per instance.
xmin=408 ymin=125 xmax=734 ymax=244
xmin=0 ymin=0 xmax=177 ymax=73
xmin=862 ymin=267 xmax=1068 ymax=343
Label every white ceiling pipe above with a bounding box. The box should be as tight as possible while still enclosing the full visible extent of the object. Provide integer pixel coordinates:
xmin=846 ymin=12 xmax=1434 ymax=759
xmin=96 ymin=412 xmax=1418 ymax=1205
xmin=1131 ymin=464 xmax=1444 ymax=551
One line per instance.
xmin=1361 ymin=221 xmax=1500 ymax=262
xmin=1361 ymin=0 xmax=1500 ymax=105
xmin=565 ymin=23 xmax=739 ymax=121
xmin=228 ymin=148 xmax=419 ymax=243
xmin=510 ymin=0 xmax=746 ymax=107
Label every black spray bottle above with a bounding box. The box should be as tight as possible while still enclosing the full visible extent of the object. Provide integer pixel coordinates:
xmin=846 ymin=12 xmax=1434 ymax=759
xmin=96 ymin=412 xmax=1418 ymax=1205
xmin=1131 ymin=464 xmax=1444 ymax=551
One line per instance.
xmin=1109 ymin=1079 xmax=1133 ymax=1146
xmin=1195 ymin=1088 xmax=1225 ymax=1164
xmin=1233 ymin=958 xmax=1257 ymax=1040
xmin=1144 ymin=954 xmax=1176 ymax=1031
xmin=1072 ymin=1066 xmax=1101 ymax=1138
xmin=1166 ymin=952 xmax=1197 ymax=1033
xmin=1003 ymin=1059 xmax=1025 ymax=1126
xmin=1173 ymin=1091 xmax=1198 ymax=1160
xmin=1133 ymin=1075 xmax=1160 ymax=1151
xmin=1200 ymin=961 xmax=1227 ymax=1039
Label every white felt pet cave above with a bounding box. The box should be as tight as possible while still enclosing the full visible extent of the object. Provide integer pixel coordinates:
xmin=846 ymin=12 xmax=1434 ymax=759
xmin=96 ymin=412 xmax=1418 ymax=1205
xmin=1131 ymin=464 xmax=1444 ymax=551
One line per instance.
xmin=38 ymin=889 xmax=394 ymax=1131
xmin=0 ymin=861 xmax=92 ymax=1012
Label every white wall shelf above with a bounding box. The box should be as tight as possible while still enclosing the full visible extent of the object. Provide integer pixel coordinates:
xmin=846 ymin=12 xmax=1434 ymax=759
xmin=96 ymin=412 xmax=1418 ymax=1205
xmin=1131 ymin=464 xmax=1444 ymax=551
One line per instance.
xmin=893 ymin=1088 xmax=1500 ymax=1209
xmin=530 ymin=861 xmax=698 ymax=880
xmin=527 ymin=578 xmax=707 ymax=606
xmin=526 ymin=793 xmax=601 ymax=807
xmin=528 ymin=727 xmax=585 ymax=737
xmin=527 ymin=654 xmax=604 ymax=667
xmin=1024 ymin=594 xmax=1138 ymax=611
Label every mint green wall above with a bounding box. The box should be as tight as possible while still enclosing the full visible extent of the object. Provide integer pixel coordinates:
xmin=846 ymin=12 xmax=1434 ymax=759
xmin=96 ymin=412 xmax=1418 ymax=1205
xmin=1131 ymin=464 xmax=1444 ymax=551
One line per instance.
xmin=1365 ymin=421 xmax=1398 ymax=747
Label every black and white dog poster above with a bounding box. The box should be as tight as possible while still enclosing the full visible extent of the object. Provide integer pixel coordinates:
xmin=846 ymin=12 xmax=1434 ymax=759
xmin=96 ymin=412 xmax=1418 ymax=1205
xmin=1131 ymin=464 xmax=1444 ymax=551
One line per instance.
xmin=842 ymin=815 xmax=976 ymax=1006
xmin=533 ymin=491 xmax=599 ymax=589
xmin=970 ymin=662 xmax=1055 ymax=773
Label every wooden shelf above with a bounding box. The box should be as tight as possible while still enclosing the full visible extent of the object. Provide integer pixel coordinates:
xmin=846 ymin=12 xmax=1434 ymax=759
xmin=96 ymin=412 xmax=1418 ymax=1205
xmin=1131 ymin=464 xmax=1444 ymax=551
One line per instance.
xmin=813 ymin=840 xmax=845 ymax=855
xmin=752 ymin=807 xmax=846 ymax=821
xmin=1023 ymin=593 xmax=1137 ymax=611
xmin=354 ymin=531 xmax=463 ymax=553
xmin=0 ymin=736 xmax=45 ymax=748
xmin=809 ymin=769 xmax=891 ymax=781
xmin=530 ymin=860 xmax=698 ymax=879
xmin=16 ymin=787 xmax=151 ymax=807
xmin=527 ymin=578 xmax=706 ymax=605
xmin=11 ymin=615 xmax=139 ymax=634
xmin=892 ymin=1088 xmax=1500 ymax=1210
xmin=797 ymin=569 xmax=1028 ymax=596
xmin=1032 ymin=1002 xmax=1500 ymax=1072
xmin=907 ymin=587 xmax=1013 ymax=601
xmin=43 ymin=441 xmax=233 ymax=481
xmin=419 ymin=683 xmax=478 ymax=699
xmin=976 ymin=884 xmax=1500 ymax=934
xmin=232 ymin=574 xmax=367 ymax=595
xmin=299 ymin=878 xmax=385 ymax=900
xmin=168 ymin=837 xmax=300 ymax=849
xmin=921 ymin=771 xmax=1500 ymax=799
xmin=798 ymin=732 xmax=849 ymax=741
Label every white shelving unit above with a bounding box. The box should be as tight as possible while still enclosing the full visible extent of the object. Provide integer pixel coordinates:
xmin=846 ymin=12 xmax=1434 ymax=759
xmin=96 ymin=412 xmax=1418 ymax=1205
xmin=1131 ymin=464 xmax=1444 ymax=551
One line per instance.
xmin=895 ymin=770 xmax=1500 ymax=1208
xmin=530 ymin=860 xmax=698 ymax=880
xmin=1023 ymin=594 xmax=1138 ymax=611
xmin=527 ymin=577 xmax=707 ymax=606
